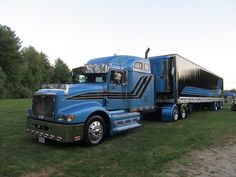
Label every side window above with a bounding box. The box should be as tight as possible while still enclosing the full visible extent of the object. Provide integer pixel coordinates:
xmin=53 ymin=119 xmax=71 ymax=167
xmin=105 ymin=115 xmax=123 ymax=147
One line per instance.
xmin=72 ymin=74 xmax=86 ymax=83
xmin=95 ymin=77 xmax=104 ymax=83
xmin=110 ymin=70 xmax=126 ymax=85
xmin=79 ymin=75 xmax=86 ymax=83
xmin=134 ymin=62 xmax=143 ymax=69
xmin=144 ymin=63 xmax=149 ymax=71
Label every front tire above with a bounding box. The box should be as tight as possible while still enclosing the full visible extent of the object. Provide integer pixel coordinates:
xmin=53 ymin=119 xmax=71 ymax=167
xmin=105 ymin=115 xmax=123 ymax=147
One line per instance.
xmin=84 ymin=115 xmax=105 ymax=145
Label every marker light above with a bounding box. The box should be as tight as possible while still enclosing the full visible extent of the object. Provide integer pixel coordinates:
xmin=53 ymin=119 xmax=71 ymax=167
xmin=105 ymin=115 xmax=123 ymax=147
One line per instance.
xmin=67 ymin=115 xmax=75 ymax=122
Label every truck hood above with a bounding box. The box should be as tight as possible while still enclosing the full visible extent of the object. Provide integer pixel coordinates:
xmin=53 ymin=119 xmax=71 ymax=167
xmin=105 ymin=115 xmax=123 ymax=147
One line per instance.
xmin=35 ymin=83 xmax=106 ymax=98
xmin=68 ymin=83 xmax=105 ymax=97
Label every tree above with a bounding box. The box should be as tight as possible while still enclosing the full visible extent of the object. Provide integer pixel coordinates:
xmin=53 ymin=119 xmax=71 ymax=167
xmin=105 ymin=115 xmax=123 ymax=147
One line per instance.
xmin=0 ymin=24 xmax=71 ymax=99
xmin=21 ymin=46 xmax=44 ymax=92
xmin=0 ymin=24 xmax=24 ymax=98
xmin=52 ymin=58 xmax=70 ymax=84
xmin=230 ymin=88 xmax=236 ymax=93
xmin=39 ymin=52 xmax=54 ymax=84
xmin=0 ymin=66 xmax=6 ymax=98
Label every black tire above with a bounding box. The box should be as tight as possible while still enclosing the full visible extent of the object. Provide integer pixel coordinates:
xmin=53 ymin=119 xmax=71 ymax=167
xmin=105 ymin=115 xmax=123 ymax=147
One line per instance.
xmin=213 ymin=102 xmax=218 ymax=111
xmin=172 ymin=106 xmax=179 ymax=121
xmin=231 ymin=104 xmax=236 ymax=111
xmin=179 ymin=105 xmax=187 ymax=119
xmin=83 ymin=115 xmax=105 ymax=146
xmin=218 ymin=102 xmax=223 ymax=110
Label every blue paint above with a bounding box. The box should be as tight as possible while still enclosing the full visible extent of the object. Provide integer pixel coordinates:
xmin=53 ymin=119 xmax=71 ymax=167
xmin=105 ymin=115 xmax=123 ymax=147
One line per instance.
xmin=181 ymin=86 xmax=221 ymax=97
xmin=27 ymin=54 xmax=223 ymax=143
xmin=161 ymin=104 xmax=177 ymax=122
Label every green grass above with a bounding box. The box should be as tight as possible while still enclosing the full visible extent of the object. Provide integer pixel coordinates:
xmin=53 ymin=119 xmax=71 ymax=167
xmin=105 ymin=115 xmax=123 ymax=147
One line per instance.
xmin=0 ymin=99 xmax=236 ymax=177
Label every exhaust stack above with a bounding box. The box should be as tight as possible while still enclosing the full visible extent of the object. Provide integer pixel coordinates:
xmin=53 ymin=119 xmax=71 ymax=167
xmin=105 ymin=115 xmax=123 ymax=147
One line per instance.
xmin=145 ymin=48 xmax=150 ymax=59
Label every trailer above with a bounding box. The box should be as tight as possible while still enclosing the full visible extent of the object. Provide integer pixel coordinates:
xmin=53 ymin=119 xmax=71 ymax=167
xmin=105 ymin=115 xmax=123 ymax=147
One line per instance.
xmin=149 ymin=54 xmax=223 ymax=121
xmin=26 ymin=52 xmax=223 ymax=145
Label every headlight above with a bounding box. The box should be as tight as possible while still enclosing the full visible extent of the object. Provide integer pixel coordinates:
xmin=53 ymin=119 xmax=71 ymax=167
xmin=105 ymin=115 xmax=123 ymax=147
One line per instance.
xmin=58 ymin=114 xmax=75 ymax=122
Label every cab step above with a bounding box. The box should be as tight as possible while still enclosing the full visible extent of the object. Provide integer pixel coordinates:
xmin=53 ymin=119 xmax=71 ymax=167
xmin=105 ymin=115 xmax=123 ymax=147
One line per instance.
xmin=109 ymin=110 xmax=141 ymax=135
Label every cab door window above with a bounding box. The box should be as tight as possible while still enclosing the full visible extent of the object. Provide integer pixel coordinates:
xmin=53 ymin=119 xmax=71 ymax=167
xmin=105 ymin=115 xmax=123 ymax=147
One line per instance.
xmin=110 ymin=70 xmax=126 ymax=85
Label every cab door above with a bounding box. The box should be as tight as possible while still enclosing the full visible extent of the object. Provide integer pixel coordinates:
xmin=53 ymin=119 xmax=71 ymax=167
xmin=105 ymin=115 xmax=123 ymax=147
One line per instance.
xmin=107 ymin=69 xmax=128 ymax=110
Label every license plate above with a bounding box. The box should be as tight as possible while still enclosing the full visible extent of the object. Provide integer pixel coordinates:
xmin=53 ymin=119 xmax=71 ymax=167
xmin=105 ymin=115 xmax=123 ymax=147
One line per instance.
xmin=38 ymin=136 xmax=45 ymax=144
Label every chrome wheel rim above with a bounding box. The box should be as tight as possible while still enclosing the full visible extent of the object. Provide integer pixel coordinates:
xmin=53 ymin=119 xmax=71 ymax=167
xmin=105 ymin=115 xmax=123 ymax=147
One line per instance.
xmin=173 ymin=108 xmax=178 ymax=121
xmin=88 ymin=121 xmax=103 ymax=144
xmin=182 ymin=108 xmax=186 ymax=119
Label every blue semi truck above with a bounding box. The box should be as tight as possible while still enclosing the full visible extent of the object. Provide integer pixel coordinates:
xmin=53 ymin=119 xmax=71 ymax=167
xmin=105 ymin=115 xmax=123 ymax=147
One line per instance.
xmin=26 ymin=52 xmax=223 ymax=145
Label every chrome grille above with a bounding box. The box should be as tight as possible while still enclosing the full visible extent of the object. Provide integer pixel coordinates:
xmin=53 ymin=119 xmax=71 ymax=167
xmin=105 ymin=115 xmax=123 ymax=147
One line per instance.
xmin=32 ymin=95 xmax=55 ymax=118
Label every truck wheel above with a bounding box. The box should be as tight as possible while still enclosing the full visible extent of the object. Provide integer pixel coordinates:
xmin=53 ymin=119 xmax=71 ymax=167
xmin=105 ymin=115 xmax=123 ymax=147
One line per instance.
xmin=179 ymin=105 xmax=187 ymax=119
xmin=172 ymin=106 xmax=179 ymax=121
xmin=213 ymin=102 xmax=218 ymax=111
xmin=84 ymin=115 xmax=105 ymax=145
xmin=231 ymin=104 xmax=235 ymax=111
xmin=218 ymin=102 xmax=223 ymax=110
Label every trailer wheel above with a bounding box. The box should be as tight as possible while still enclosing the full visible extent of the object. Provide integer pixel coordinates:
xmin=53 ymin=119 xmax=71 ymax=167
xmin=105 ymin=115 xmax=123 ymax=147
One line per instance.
xmin=218 ymin=102 xmax=223 ymax=110
xmin=179 ymin=105 xmax=187 ymax=119
xmin=231 ymin=104 xmax=236 ymax=111
xmin=213 ymin=102 xmax=218 ymax=111
xmin=83 ymin=115 xmax=105 ymax=146
xmin=172 ymin=106 xmax=179 ymax=121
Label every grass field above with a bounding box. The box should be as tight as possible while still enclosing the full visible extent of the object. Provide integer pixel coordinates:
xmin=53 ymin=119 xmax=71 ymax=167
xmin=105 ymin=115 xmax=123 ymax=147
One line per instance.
xmin=0 ymin=99 xmax=236 ymax=177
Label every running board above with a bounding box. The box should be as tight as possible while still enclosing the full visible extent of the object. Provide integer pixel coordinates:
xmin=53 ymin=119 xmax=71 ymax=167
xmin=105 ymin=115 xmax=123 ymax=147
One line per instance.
xmin=112 ymin=123 xmax=141 ymax=134
xmin=109 ymin=110 xmax=141 ymax=135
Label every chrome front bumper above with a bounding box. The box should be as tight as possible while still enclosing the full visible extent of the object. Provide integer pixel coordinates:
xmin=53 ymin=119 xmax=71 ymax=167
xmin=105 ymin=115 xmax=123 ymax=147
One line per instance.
xmin=26 ymin=118 xmax=84 ymax=142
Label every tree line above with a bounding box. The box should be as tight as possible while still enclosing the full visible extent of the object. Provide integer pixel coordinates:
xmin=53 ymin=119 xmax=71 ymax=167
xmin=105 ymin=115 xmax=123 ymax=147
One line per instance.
xmin=0 ymin=24 xmax=70 ymax=99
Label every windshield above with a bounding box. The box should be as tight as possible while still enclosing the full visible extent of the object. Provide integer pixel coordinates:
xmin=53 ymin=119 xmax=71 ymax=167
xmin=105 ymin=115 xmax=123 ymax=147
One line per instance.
xmin=72 ymin=73 xmax=107 ymax=84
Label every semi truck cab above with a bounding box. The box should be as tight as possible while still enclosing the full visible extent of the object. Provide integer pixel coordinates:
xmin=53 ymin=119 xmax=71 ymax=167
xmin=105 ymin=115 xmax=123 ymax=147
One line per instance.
xmin=26 ymin=55 xmax=155 ymax=145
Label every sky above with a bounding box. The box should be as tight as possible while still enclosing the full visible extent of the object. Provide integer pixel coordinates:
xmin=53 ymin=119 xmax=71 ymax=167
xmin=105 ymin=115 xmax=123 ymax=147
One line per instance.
xmin=0 ymin=0 xmax=236 ymax=89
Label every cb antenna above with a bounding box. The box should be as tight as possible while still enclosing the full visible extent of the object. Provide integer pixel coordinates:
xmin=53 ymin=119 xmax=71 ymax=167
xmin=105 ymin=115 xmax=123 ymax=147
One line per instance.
xmin=145 ymin=48 xmax=150 ymax=59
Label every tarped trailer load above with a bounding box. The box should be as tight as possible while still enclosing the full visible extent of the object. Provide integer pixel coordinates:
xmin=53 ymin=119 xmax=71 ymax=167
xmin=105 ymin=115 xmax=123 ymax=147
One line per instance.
xmin=149 ymin=54 xmax=223 ymax=121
